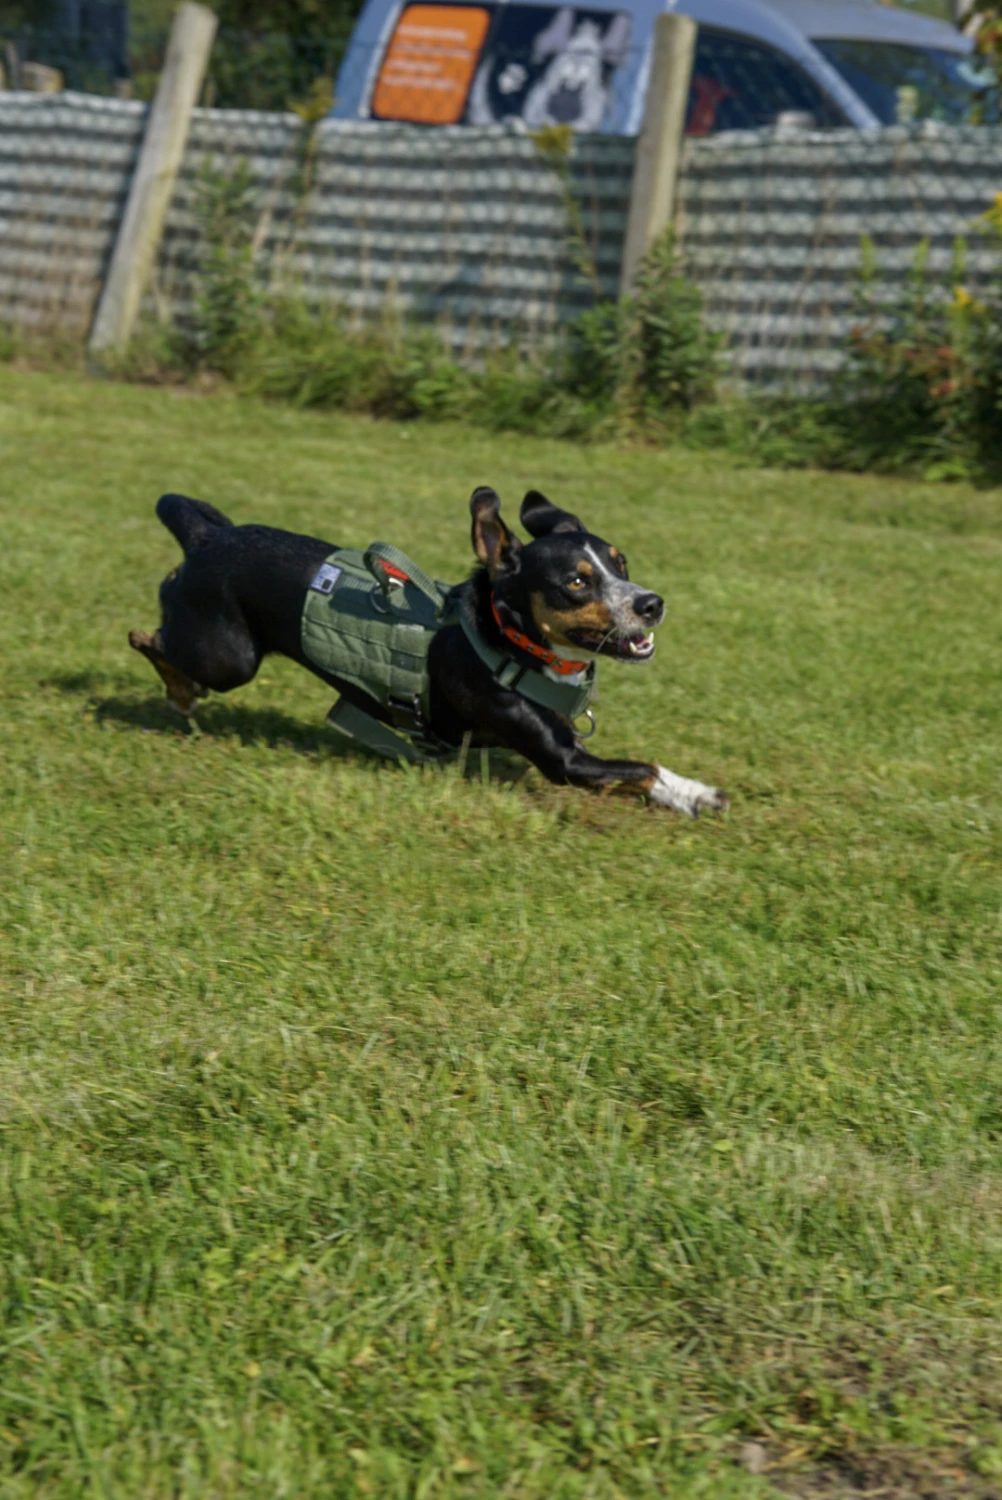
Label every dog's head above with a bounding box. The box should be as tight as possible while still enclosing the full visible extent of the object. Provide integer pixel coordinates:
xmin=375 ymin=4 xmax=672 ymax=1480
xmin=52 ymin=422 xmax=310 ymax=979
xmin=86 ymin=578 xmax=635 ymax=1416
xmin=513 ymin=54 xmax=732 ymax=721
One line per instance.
xmin=470 ymin=486 xmax=664 ymax=663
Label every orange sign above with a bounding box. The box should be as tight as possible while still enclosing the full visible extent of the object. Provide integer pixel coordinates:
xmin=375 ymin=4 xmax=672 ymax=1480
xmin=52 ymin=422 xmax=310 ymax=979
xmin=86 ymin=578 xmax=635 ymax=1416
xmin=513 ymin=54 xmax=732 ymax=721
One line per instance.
xmin=372 ymin=4 xmax=491 ymax=125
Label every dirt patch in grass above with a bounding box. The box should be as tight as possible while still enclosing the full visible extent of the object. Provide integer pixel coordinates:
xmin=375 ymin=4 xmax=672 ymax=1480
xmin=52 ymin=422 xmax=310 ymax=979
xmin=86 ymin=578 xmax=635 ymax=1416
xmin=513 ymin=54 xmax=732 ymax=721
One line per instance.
xmin=778 ymin=1448 xmax=1000 ymax=1499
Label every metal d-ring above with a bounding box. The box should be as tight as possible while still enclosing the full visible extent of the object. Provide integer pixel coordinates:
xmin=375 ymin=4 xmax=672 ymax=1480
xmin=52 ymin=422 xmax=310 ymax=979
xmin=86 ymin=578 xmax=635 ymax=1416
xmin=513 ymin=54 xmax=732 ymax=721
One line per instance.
xmin=574 ymin=709 xmax=597 ymax=740
xmin=368 ymin=583 xmax=394 ymax=615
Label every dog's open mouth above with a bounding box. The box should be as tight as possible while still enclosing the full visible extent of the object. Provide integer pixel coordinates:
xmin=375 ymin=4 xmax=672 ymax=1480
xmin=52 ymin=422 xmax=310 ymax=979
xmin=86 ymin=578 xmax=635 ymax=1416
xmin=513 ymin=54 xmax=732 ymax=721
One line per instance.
xmin=568 ymin=629 xmax=656 ymax=661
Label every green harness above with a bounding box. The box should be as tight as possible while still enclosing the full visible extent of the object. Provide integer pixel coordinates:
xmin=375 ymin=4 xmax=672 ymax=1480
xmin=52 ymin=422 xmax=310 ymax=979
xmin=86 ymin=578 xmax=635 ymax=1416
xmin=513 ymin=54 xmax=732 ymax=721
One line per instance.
xmin=300 ymin=543 xmax=596 ymax=762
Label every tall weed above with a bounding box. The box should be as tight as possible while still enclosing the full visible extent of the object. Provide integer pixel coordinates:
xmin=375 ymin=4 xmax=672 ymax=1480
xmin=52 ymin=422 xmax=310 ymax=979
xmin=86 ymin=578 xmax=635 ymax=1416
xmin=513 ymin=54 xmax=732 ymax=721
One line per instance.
xmin=190 ymin=160 xmax=263 ymax=375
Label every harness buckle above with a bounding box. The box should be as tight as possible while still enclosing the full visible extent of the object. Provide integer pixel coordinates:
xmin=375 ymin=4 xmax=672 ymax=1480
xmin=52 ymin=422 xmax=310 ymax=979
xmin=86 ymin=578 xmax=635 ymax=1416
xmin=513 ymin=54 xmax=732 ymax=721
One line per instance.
xmin=386 ymin=694 xmax=453 ymax=758
xmin=495 ymin=659 xmax=525 ymax=691
xmin=387 ymin=693 xmax=425 ymax=734
xmin=369 ymin=581 xmax=399 ymax=615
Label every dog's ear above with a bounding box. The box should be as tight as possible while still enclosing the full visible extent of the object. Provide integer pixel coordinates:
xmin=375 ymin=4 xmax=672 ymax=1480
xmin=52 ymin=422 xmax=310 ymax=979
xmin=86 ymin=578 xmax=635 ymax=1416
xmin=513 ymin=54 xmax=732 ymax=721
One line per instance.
xmin=520 ymin=489 xmax=585 ymax=537
xmin=470 ymin=486 xmax=522 ymax=578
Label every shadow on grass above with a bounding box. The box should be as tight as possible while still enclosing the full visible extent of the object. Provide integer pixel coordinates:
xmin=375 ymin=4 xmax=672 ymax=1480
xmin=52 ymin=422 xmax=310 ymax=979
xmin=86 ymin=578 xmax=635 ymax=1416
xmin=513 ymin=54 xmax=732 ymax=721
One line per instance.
xmin=46 ymin=669 xmax=139 ymax=696
xmin=99 ymin=694 xmax=343 ymax=756
xmin=48 ymin=670 xmax=535 ymax=784
xmin=46 ymin=671 xmax=341 ymax=757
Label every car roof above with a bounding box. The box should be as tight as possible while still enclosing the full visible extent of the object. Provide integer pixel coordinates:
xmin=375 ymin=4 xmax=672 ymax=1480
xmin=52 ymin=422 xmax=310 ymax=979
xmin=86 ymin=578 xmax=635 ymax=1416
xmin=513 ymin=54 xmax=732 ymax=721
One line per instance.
xmin=674 ymin=0 xmax=969 ymax=54
xmin=767 ymin=0 xmax=968 ymax=48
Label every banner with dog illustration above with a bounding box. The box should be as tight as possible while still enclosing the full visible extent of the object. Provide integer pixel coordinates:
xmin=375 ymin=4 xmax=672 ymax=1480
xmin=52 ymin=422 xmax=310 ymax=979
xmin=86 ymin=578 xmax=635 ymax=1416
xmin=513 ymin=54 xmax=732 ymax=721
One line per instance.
xmin=339 ymin=0 xmax=656 ymax=134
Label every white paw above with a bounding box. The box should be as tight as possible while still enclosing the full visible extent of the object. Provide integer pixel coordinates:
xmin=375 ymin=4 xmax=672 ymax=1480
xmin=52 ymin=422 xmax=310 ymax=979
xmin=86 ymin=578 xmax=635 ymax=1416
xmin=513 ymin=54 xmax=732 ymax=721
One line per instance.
xmin=649 ymin=765 xmax=730 ymax=818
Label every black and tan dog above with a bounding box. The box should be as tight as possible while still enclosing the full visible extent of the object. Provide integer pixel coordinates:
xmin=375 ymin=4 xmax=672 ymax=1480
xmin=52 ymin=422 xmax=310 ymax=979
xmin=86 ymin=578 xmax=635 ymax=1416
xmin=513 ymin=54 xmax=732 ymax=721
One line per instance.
xmin=130 ymin=486 xmax=728 ymax=817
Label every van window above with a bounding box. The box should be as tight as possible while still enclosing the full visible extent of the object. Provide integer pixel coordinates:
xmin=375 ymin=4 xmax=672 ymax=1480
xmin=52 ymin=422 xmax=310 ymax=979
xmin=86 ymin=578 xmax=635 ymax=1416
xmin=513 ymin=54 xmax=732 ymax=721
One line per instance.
xmin=371 ymin=2 xmax=633 ymax=129
xmin=687 ymin=28 xmax=845 ymax=134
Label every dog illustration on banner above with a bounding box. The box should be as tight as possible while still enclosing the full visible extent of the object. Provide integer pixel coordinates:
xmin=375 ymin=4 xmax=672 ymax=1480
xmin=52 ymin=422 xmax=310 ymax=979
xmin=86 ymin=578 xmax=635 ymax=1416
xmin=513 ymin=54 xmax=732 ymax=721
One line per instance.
xmin=468 ymin=5 xmax=632 ymax=131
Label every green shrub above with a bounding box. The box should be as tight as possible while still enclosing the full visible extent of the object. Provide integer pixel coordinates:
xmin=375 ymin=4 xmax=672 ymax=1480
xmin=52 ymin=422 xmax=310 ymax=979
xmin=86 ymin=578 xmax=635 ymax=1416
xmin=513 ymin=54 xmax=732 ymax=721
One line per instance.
xmin=121 ymin=156 xmax=1002 ymax=484
xmin=833 ymin=233 xmax=1002 ymax=479
xmin=616 ymin=231 xmax=724 ymax=420
xmin=559 ymin=232 xmax=723 ymax=427
xmin=686 ymin=224 xmax=1002 ymax=483
xmin=185 ymin=218 xmax=721 ymax=442
xmin=237 ymin=303 xmax=475 ymax=419
xmin=143 ymin=146 xmax=724 ymax=440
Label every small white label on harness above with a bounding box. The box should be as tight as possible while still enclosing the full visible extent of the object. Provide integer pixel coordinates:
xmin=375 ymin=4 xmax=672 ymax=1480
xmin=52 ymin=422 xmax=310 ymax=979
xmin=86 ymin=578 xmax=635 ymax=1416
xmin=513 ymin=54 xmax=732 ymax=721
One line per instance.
xmin=309 ymin=563 xmax=342 ymax=596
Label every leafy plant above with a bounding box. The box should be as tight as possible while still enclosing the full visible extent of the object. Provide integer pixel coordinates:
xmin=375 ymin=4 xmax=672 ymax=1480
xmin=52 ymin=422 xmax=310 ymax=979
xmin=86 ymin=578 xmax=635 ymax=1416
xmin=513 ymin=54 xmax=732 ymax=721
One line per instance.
xmin=189 ymin=160 xmax=264 ymax=376
xmin=962 ymin=2 xmax=1002 ymax=120
xmin=530 ymin=123 xmax=601 ymax=299
xmin=178 ymin=202 xmax=721 ymax=441
xmin=619 ymin=230 xmax=724 ymax=419
xmin=204 ymin=22 xmax=350 ymax=112
xmin=560 ymin=231 xmax=723 ymax=428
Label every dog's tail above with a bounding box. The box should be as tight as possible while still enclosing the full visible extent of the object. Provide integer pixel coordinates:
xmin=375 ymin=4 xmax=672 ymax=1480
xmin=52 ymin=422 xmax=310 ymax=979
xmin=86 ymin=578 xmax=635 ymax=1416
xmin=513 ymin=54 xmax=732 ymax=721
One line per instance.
xmin=156 ymin=493 xmax=234 ymax=554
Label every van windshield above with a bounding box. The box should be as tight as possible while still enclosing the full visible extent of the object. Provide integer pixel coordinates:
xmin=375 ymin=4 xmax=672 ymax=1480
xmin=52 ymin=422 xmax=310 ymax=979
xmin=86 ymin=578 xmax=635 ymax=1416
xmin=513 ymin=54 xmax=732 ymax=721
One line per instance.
xmin=814 ymin=39 xmax=994 ymax=124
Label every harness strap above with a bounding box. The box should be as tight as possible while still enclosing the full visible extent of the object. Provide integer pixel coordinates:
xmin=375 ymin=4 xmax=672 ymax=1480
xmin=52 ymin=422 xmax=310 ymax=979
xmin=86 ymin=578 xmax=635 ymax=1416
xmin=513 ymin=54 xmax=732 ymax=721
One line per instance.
xmin=460 ymin=604 xmax=595 ymax=722
xmin=364 ymin=542 xmax=447 ymax=613
xmin=326 ymin=696 xmax=451 ymax=764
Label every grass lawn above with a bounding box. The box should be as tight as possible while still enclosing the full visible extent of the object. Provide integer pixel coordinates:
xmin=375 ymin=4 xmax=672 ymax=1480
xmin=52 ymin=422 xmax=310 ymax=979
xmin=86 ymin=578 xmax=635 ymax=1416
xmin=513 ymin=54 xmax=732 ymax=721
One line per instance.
xmin=1 ymin=367 xmax=1002 ymax=1498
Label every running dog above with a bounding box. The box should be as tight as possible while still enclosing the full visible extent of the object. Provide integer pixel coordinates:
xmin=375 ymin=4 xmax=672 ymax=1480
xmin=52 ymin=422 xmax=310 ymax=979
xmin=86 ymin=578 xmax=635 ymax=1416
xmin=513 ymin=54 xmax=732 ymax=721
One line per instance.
xmin=129 ymin=486 xmax=728 ymax=817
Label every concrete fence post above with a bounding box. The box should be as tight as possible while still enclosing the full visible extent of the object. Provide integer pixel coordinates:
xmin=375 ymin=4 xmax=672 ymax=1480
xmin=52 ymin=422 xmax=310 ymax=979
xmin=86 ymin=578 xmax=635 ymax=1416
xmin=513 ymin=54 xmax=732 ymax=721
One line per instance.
xmin=89 ymin=1 xmax=217 ymax=355
xmin=619 ymin=12 xmax=697 ymax=295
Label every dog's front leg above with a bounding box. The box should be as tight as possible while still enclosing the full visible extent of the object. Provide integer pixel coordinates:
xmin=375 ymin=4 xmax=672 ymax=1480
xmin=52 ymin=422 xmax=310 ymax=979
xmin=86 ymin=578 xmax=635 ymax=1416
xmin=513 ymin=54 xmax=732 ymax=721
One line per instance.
xmin=645 ymin=764 xmax=730 ymax=818
xmin=558 ymin=745 xmax=728 ymax=817
xmin=472 ymin=694 xmax=728 ymax=816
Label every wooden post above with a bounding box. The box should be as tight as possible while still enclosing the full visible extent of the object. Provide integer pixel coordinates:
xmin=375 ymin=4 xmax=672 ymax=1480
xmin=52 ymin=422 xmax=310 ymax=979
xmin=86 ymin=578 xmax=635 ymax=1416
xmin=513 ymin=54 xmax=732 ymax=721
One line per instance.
xmin=89 ymin=2 xmax=217 ymax=355
xmin=619 ymin=12 xmax=697 ymax=295
xmin=21 ymin=62 xmax=64 ymax=92
xmin=3 ymin=42 xmax=20 ymax=89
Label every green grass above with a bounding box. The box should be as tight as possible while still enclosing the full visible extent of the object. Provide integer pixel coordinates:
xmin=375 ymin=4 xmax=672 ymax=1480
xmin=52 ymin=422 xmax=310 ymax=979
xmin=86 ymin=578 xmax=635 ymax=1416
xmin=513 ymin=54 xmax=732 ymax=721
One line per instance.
xmin=1 ymin=368 xmax=1002 ymax=1498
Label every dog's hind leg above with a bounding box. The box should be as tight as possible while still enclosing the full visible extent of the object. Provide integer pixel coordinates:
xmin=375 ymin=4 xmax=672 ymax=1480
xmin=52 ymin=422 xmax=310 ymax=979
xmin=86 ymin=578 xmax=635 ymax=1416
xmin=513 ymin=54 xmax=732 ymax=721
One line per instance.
xmin=130 ymin=535 xmax=267 ymax=720
xmin=129 ymin=628 xmax=208 ymax=719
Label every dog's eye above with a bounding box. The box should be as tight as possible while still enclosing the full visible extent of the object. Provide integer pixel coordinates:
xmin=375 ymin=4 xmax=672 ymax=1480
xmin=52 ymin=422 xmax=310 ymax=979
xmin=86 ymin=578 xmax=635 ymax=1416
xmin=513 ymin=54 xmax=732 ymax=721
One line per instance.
xmin=615 ymin=554 xmax=628 ymax=575
xmin=567 ymin=575 xmax=587 ymax=591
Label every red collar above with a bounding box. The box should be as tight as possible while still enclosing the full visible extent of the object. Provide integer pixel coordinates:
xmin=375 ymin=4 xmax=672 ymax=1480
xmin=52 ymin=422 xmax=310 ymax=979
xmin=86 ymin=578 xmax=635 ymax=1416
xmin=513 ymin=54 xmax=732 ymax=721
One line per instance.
xmin=490 ymin=595 xmax=588 ymax=677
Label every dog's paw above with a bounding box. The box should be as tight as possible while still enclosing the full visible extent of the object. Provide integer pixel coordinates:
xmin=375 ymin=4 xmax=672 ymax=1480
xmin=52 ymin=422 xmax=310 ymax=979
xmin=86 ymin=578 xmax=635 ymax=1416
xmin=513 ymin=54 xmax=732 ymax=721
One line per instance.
xmin=696 ymin=785 xmax=730 ymax=817
xmin=649 ymin=766 xmax=729 ymax=818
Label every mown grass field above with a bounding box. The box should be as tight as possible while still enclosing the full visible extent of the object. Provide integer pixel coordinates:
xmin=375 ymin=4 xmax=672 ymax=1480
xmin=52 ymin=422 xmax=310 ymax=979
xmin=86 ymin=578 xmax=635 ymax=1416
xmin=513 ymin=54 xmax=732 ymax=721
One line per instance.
xmin=1 ymin=367 xmax=1001 ymax=1498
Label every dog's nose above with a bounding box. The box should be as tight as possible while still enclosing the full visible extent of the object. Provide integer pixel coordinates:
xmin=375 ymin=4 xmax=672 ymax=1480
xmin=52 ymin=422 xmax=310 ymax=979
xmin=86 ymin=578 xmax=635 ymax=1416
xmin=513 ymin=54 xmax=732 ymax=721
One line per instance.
xmin=633 ymin=591 xmax=664 ymax=627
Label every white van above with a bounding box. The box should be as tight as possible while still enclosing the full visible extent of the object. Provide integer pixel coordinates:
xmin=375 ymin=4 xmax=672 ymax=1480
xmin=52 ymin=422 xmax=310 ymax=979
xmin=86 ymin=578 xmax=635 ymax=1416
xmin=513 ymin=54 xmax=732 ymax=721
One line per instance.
xmin=331 ymin=0 xmax=985 ymax=135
